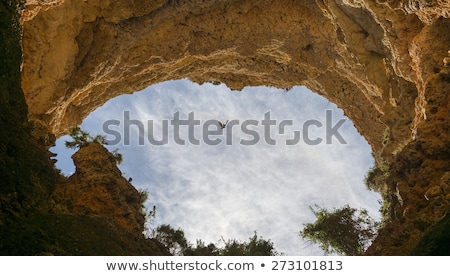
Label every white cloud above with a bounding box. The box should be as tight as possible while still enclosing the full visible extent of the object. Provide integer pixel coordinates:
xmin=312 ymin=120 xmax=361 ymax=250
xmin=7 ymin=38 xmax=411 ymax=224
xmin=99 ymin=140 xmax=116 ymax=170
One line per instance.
xmin=52 ymin=79 xmax=381 ymax=256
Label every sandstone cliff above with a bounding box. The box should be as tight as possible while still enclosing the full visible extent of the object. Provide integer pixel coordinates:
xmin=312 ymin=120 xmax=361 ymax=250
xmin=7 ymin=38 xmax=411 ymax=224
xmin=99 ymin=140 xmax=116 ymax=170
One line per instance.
xmin=51 ymin=142 xmax=146 ymax=236
xmin=0 ymin=1 xmax=168 ymax=255
xmin=1 ymin=0 xmax=448 ymax=255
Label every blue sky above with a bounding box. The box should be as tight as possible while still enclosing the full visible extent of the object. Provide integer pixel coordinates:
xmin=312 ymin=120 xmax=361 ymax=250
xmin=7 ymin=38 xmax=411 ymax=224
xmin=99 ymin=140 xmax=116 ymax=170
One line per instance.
xmin=51 ymin=79 xmax=381 ymax=255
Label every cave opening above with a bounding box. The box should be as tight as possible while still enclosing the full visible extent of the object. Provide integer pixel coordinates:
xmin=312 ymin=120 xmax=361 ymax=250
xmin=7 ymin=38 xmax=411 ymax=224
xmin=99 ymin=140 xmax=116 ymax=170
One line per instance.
xmin=51 ymin=79 xmax=382 ymax=255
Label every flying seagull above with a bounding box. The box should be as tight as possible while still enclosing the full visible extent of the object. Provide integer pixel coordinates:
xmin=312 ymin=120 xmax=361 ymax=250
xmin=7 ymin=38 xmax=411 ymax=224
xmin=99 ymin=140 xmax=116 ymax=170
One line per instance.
xmin=218 ymin=120 xmax=228 ymax=129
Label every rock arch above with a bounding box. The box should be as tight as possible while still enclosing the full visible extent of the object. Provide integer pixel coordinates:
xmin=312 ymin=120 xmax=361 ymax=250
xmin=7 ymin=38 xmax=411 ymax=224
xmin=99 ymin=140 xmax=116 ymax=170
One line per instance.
xmin=21 ymin=0 xmax=450 ymax=255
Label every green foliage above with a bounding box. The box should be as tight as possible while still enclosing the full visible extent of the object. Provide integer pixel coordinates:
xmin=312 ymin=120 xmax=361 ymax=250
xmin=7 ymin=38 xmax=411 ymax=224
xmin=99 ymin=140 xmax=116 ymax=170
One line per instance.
xmin=299 ymin=205 xmax=379 ymax=256
xmin=151 ymin=225 xmax=280 ymax=256
xmin=111 ymin=148 xmax=123 ymax=165
xmin=184 ymin=240 xmax=218 ymax=256
xmin=137 ymin=189 xmax=157 ymax=238
xmin=138 ymin=189 xmax=149 ymax=205
xmin=364 ymin=164 xmax=389 ymax=194
xmin=364 ymin=164 xmax=390 ymax=220
xmin=364 ymin=165 xmax=383 ymax=192
xmin=65 ymin=126 xmax=122 ymax=164
xmin=65 ymin=126 xmax=107 ymax=149
xmin=153 ymin=224 xmax=189 ymax=256
xmin=218 ymin=232 xmax=280 ymax=256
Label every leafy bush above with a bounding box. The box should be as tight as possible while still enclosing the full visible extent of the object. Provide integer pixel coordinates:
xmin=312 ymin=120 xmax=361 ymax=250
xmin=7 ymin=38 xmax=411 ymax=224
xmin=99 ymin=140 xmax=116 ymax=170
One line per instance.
xmin=299 ymin=205 xmax=379 ymax=256
xmin=218 ymin=232 xmax=280 ymax=256
xmin=65 ymin=126 xmax=122 ymax=164
xmin=151 ymin=225 xmax=280 ymax=256
xmin=65 ymin=126 xmax=106 ymax=149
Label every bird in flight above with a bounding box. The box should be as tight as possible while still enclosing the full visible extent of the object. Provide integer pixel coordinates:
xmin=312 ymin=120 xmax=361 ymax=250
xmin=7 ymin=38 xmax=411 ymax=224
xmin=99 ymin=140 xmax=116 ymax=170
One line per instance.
xmin=218 ymin=120 xmax=228 ymax=129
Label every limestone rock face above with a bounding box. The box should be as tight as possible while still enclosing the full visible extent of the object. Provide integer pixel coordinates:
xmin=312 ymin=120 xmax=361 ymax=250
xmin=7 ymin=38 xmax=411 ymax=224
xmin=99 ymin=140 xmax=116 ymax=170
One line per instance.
xmin=52 ymin=142 xmax=145 ymax=235
xmin=21 ymin=0 xmax=448 ymax=153
xmin=20 ymin=0 xmax=450 ymax=254
xmin=21 ymin=0 xmax=64 ymax=23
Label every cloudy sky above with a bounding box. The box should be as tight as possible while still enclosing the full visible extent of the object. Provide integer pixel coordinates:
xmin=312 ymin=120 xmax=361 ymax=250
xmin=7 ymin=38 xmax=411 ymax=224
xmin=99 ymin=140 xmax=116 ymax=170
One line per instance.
xmin=51 ymin=79 xmax=382 ymax=255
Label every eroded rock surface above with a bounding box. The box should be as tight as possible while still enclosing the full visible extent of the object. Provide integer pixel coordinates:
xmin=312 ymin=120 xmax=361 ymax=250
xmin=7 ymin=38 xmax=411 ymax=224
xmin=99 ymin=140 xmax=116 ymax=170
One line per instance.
xmin=52 ymin=142 xmax=145 ymax=235
xmin=20 ymin=0 xmax=450 ymax=255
